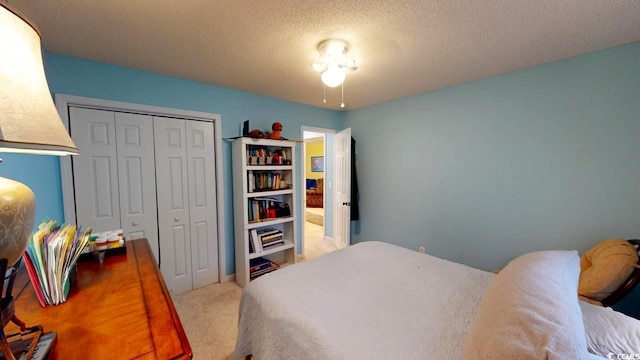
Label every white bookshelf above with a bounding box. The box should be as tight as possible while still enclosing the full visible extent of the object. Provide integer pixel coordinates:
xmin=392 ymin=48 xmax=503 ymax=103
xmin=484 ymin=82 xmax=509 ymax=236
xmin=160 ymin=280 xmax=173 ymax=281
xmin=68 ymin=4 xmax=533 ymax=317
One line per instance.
xmin=232 ymin=137 xmax=297 ymax=287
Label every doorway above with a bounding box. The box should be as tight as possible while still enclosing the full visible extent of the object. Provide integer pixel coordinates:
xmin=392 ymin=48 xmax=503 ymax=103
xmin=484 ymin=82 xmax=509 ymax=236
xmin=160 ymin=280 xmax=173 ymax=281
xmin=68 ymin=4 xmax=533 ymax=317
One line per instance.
xmin=302 ymin=129 xmax=337 ymax=260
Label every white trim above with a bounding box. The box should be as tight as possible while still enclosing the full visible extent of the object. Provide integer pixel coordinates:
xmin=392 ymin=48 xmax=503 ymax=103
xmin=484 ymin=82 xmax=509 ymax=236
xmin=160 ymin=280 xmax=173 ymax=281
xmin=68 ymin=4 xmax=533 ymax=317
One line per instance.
xmin=304 ymin=137 xmax=324 ymax=144
xmin=54 ymin=94 xmax=226 ymax=283
xmin=300 ymin=126 xmax=337 ymax=136
xmin=222 ymin=274 xmax=236 ymax=283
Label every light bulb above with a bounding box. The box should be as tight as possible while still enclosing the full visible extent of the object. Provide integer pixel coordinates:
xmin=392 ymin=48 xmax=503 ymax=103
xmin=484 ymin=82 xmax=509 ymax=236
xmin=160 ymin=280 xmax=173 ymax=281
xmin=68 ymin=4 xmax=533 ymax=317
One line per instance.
xmin=321 ymin=66 xmax=345 ymax=87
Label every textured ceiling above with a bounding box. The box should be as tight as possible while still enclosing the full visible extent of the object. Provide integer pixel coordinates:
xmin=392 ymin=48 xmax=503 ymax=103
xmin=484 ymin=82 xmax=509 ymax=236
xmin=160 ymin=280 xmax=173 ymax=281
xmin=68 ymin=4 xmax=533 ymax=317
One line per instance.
xmin=9 ymin=0 xmax=640 ymax=110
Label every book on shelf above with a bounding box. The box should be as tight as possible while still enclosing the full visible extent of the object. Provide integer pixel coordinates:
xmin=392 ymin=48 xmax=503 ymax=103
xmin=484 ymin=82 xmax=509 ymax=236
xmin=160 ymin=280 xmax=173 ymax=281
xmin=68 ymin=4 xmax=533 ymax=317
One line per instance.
xmin=261 ymin=232 xmax=283 ymax=243
xmin=249 ymin=257 xmax=280 ymax=280
xmin=257 ymin=228 xmax=280 ymax=235
xmin=261 ymin=240 xmax=285 ymax=251
xmin=256 ymin=227 xmax=283 ymax=241
xmin=249 ymin=229 xmax=262 ymax=253
xmin=248 ymin=171 xmax=282 ymax=192
xmin=247 ymin=198 xmax=290 ymax=222
xmin=250 ymin=267 xmax=278 ymax=280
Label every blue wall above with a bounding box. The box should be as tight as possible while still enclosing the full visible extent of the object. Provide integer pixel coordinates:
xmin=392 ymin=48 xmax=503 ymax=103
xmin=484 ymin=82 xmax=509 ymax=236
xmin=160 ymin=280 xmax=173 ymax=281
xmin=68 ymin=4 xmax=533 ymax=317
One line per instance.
xmin=345 ymin=41 xmax=640 ymax=317
xmin=7 ymin=52 xmax=343 ymax=277
xmin=0 ymin=154 xmax=65 ymax=225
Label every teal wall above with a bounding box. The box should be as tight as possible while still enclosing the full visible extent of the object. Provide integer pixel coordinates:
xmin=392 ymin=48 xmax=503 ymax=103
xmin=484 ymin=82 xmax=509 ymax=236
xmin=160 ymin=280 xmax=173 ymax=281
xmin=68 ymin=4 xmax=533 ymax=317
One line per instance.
xmin=0 ymin=154 xmax=65 ymax=226
xmin=1 ymin=52 xmax=343 ymax=277
xmin=345 ymin=41 xmax=640 ymax=317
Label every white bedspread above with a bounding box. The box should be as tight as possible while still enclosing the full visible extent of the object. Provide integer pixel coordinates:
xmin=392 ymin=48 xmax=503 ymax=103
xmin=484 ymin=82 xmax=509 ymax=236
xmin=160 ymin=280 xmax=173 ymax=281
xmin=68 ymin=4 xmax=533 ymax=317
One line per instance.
xmin=234 ymin=241 xmax=494 ymax=360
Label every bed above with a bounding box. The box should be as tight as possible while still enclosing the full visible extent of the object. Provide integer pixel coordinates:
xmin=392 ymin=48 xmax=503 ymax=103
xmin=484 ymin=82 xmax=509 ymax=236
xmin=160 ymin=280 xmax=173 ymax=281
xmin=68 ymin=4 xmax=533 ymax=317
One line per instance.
xmin=234 ymin=241 xmax=640 ymax=359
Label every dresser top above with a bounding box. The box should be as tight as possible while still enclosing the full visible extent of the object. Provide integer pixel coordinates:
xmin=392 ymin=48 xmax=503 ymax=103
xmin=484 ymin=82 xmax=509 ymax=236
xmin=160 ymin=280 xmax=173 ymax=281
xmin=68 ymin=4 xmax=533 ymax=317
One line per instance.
xmin=10 ymin=238 xmax=192 ymax=360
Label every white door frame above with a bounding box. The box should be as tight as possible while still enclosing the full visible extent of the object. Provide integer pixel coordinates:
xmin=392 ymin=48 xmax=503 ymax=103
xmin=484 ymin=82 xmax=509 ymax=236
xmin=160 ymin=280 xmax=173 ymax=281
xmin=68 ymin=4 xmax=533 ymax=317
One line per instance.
xmin=55 ymin=94 xmax=228 ymax=282
xmin=300 ymin=126 xmax=335 ymax=259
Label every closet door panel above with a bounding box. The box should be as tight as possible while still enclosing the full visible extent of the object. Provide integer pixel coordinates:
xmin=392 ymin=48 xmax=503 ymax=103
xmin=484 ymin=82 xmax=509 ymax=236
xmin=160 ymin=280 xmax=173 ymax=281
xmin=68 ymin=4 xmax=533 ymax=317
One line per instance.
xmin=186 ymin=121 xmax=219 ymax=288
xmin=115 ymin=113 xmax=159 ymax=263
xmin=69 ymin=107 xmax=121 ymax=232
xmin=170 ymin=224 xmax=189 ymax=277
xmin=154 ymin=117 xmax=192 ymax=294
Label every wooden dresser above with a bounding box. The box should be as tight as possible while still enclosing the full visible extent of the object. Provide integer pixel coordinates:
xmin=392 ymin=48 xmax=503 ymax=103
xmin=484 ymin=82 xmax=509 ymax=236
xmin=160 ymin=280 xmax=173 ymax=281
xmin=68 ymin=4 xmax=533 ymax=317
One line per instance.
xmin=7 ymin=238 xmax=192 ymax=359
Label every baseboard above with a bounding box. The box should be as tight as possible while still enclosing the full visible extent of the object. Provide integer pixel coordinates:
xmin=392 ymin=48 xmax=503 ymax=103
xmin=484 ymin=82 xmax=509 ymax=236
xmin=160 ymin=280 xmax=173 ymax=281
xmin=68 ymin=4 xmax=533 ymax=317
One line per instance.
xmin=222 ymin=273 xmax=236 ymax=283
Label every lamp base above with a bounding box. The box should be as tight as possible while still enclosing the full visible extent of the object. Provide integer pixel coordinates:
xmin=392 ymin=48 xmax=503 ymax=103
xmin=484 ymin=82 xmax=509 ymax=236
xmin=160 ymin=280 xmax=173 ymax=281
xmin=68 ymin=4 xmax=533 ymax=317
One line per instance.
xmin=0 ymin=176 xmax=36 ymax=268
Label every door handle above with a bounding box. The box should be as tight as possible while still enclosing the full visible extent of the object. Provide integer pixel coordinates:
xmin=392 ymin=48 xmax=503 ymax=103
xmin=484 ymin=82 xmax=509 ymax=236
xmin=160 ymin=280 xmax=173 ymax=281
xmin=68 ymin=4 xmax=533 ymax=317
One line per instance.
xmin=174 ymin=217 xmax=180 ymax=222
xmin=132 ymin=221 xmax=139 ymax=226
xmin=342 ymin=202 xmax=351 ymax=206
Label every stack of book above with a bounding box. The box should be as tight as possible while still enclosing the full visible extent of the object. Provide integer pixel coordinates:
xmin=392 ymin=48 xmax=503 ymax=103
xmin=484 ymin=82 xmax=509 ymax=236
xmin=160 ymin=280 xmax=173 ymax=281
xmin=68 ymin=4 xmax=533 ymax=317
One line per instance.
xmin=249 ymin=257 xmax=280 ymax=280
xmin=249 ymin=228 xmax=285 ymax=253
xmin=23 ymin=220 xmax=92 ymax=306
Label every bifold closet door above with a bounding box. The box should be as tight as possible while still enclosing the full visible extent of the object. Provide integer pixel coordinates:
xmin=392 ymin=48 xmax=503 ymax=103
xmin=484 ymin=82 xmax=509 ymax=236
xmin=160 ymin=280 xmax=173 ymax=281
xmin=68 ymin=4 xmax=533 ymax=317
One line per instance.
xmin=70 ymin=108 xmax=159 ymax=262
xmin=115 ymin=113 xmax=159 ymax=262
xmin=154 ymin=117 xmax=219 ymax=293
xmin=70 ymin=108 xmax=120 ymax=233
xmin=186 ymin=120 xmax=219 ymax=289
xmin=154 ymin=117 xmax=193 ymax=294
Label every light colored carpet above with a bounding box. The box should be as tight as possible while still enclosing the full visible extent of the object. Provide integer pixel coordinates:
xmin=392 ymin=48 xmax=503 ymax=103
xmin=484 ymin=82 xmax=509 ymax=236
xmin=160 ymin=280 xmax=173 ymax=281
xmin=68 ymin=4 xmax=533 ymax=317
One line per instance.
xmin=304 ymin=220 xmax=337 ymax=261
xmin=172 ymin=218 xmax=337 ymax=359
xmin=172 ymin=281 xmax=242 ymax=360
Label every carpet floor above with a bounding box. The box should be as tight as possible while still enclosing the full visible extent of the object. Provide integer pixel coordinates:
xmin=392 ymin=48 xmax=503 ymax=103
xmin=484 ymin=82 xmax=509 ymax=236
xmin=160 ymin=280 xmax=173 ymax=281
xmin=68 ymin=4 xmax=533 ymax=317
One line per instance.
xmin=172 ymin=281 xmax=242 ymax=360
xmin=172 ymin=212 xmax=337 ymax=359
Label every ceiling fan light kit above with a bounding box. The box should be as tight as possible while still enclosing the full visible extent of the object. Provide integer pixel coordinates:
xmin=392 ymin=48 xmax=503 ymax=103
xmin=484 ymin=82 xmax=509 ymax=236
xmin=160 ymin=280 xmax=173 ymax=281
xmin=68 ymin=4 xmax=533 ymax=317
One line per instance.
xmin=313 ymin=39 xmax=357 ymax=108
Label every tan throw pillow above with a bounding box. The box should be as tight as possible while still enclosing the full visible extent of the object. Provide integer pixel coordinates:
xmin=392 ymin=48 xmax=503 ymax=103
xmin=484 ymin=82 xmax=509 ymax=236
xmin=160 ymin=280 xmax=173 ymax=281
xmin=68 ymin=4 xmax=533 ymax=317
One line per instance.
xmin=579 ymin=239 xmax=639 ymax=301
xmin=462 ymin=250 xmax=589 ymax=359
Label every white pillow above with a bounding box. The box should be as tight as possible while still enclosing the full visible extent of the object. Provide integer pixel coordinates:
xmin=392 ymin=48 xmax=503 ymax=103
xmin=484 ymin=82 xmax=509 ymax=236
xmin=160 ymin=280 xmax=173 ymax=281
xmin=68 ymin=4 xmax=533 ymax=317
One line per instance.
xmin=586 ymin=354 xmax=608 ymax=360
xmin=462 ymin=250 xmax=589 ymax=359
xmin=579 ymin=300 xmax=640 ymax=357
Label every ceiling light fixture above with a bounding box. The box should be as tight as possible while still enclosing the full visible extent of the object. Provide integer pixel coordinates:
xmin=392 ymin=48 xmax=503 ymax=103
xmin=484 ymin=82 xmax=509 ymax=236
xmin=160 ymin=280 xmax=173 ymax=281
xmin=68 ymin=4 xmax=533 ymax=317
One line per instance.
xmin=312 ymin=39 xmax=357 ymax=107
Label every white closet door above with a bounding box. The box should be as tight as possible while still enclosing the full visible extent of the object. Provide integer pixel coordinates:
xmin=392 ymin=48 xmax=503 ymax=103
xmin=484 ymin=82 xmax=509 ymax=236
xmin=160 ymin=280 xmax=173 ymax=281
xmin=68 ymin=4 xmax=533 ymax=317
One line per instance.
xmin=154 ymin=117 xmax=192 ymax=294
xmin=186 ymin=121 xmax=219 ymax=288
xmin=70 ymin=107 xmax=121 ymax=232
xmin=115 ymin=113 xmax=160 ymax=263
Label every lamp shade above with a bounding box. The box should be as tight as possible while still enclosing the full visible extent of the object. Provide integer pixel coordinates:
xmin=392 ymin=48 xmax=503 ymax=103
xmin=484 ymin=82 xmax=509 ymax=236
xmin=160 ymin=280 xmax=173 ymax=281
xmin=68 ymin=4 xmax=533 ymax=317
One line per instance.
xmin=0 ymin=2 xmax=78 ymax=156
